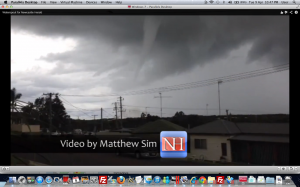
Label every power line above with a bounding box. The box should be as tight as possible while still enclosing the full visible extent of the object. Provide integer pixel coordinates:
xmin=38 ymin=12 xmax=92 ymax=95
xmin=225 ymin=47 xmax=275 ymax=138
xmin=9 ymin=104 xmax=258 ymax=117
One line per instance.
xmin=122 ymin=105 xmax=266 ymax=114
xmin=145 ymin=111 xmax=177 ymax=116
xmin=65 ymin=107 xmax=113 ymax=111
xmin=103 ymin=109 xmax=115 ymax=118
xmin=65 ymin=104 xmax=267 ymax=114
xmin=119 ymin=64 xmax=289 ymax=95
xmin=59 ymin=97 xmax=103 ymax=112
xmin=103 ymin=112 xmax=113 ymax=119
xmin=59 ymin=96 xmax=92 ymax=118
xmin=60 ymin=64 xmax=289 ymax=97
xmin=123 ymin=105 xmax=219 ymax=110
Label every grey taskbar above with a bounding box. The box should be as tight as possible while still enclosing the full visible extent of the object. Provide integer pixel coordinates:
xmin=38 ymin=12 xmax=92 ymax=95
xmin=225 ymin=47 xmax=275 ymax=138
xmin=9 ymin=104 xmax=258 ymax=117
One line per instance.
xmin=0 ymin=166 xmax=299 ymax=174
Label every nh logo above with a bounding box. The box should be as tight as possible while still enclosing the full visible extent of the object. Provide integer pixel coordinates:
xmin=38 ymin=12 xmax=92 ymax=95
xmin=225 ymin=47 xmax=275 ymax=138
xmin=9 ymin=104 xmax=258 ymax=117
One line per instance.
xmin=160 ymin=131 xmax=187 ymax=158
xmin=162 ymin=137 xmax=185 ymax=151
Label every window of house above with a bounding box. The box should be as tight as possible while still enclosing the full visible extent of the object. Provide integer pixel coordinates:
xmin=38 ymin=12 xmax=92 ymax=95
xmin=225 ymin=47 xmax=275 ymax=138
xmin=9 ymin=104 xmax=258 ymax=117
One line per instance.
xmin=221 ymin=143 xmax=227 ymax=156
xmin=194 ymin=139 xmax=207 ymax=149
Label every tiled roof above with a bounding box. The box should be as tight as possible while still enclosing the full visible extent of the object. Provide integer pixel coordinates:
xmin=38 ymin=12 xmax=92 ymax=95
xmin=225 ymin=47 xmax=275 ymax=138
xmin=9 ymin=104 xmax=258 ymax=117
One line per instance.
xmin=132 ymin=119 xmax=186 ymax=133
xmin=228 ymin=135 xmax=289 ymax=143
xmin=187 ymin=119 xmax=241 ymax=134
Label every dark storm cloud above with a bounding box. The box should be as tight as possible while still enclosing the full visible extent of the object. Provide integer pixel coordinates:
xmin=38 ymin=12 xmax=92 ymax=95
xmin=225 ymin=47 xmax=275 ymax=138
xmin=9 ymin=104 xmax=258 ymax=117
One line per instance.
xmin=11 ymin=16 xmax=289 ymax=92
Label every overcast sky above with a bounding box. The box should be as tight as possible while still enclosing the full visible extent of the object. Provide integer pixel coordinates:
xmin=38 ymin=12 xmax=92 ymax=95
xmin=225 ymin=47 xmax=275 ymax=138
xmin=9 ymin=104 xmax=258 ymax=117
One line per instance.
xmin=11 ymin=16 xmax=289 ymax=119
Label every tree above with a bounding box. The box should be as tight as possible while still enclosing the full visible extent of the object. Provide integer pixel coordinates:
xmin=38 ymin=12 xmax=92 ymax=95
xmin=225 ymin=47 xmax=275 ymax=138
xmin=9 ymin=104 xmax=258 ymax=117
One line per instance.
xmin=11 ymin=88 xmax=22 ymax=112
xmin=174 ymin=111 xmax=185 ymax=117
xmin=10 ymin=88 xmax=33 ymax=132
xmin=32 ymin=94 xmax=68 ymax=131
xmin=21 ymin=102 xmax=40 ymax=125
xmin=147 ymin=114 xmax=160 ymax=121
xmin=141 ymin=112 xmax=146 ymax=118
xmin=178 ymin=111 xmax=185 ymax=116
xmin=21 ymin=102 xmax=34 ymax=114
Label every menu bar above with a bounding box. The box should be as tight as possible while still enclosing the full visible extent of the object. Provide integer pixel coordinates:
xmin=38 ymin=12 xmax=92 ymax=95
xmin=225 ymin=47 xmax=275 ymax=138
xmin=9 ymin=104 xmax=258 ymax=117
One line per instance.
xmin=1 ymin=0 xmax=299 ymax=4
xmin=1 ymin=4 xmax=300 ymax=8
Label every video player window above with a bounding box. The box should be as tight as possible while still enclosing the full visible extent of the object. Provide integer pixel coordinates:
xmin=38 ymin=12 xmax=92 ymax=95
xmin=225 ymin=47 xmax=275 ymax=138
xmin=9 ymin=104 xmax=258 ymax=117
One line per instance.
xmin=10 ymin=15 xmax=289 ymax=166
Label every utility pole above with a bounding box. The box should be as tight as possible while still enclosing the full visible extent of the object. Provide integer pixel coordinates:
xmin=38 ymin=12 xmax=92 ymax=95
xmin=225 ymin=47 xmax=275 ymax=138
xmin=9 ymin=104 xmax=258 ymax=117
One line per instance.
xmin=92 ymin=115 xmax=97 ymax=120
xmin=92 ymin=115 xmax=97 ymax=134
xmin=43 ymin=93 xmax=54 ymax=134
xmin=206 ymin=104 xmax=208 ymax=116
xmin=226 ymin=109 xmax=229 ymax=120
xmin=154 ymin=92 xmax=172 ymax=118
xmin=113 ymin=102 xmax=118 ymax=128
xmin=101 ymin=108 xmax=103 ymax=131
xmin=218 ymin=80 xmax=223 ymax=116
xmin=118 ymin=96 xmax=125 ymax=129
xmin=113 ymin=102 xmax=118 ymax=119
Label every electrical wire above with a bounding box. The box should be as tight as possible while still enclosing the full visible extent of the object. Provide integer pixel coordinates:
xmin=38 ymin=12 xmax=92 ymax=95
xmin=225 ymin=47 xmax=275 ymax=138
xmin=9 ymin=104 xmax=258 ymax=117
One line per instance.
xmin=123 ymin=105 xmax=266 ymax=114
xmin=59 ymin=96 xmax=92 ymax=118
xmin=103 ymin=109 xmax=115 ymax=118
xmin=123 ymin=104 xmax=220 ymax=110
xmin=60 ymin=63 xmax=289 ymax=97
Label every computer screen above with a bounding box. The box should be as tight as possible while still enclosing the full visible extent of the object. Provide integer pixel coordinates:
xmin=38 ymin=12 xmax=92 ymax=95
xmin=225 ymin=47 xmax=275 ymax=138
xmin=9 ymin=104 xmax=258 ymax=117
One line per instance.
xmin=3 ymin=0 xmax=298 ymax=176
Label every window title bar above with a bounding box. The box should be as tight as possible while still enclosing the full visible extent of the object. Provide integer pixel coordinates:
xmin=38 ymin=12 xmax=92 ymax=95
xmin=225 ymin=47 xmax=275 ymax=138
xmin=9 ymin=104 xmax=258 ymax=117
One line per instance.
xmin=1 ymin=0 xmax=300 ymax=4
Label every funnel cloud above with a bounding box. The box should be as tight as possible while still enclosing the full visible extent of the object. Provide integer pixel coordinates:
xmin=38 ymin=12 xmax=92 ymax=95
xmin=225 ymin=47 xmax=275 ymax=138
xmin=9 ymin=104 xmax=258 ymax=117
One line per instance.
xmin=11 ymin=16 xmax=289 ymax=118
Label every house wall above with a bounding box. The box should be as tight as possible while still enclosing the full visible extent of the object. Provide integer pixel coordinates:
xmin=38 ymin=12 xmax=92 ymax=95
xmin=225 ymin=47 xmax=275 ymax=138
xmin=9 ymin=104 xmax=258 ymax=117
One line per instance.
xmin=231 ymin=140 xmax=289 ymax=165
xmin=11 ymin=124 xmax=40 ymax=132
xmin=189 ymin=135 xmax=232 ymax=162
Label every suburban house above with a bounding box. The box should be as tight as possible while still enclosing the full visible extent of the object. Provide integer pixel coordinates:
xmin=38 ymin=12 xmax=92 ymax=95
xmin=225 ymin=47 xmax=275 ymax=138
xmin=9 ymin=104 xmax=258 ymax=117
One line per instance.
xmin=187 ymin=119 xmax=289 ymax=165
xmin=229 ymin=122 xmax=289 ymax=165
xmin=132 ymin=119 xmax=186 ymax=142
xmin=11 ymin=112 xmax=40 ymax=133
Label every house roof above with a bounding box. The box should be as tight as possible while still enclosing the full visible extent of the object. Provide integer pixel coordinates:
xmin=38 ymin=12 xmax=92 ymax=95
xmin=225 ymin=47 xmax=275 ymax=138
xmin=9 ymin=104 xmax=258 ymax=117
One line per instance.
xmin=235 ymin=123 xmax=289 ymax=135
xmin=228 ymin=135 xmax=289 ymax=143
xmin=110 ymin=128 xmax=132 ymax=132
xmin=132 ymin=119 xmax=186 ymax=134
xmin=187 ymin=119 xmax=289 ymax=135
xmin=187 ymin=119 xmax=241 ymax=135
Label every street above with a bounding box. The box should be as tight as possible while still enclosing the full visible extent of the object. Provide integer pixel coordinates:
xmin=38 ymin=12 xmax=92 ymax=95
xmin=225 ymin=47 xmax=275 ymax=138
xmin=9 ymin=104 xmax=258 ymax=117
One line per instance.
xmin=13 ymin=153 xmax=208 ymax=166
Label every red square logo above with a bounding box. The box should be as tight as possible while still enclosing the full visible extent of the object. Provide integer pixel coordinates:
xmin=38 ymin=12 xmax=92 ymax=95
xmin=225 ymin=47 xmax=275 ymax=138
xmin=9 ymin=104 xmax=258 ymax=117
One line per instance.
xmin=128 ymin=5 xmax=131 ymax=8
xmin=63 ymin=176 xmax=70 ymax=184
xmin=99 ymin=176 xmax=107 ymax=184
xmin=216 ymin=176 xmax=224 ymax=184
xmin=239 ymin=176 xmax=248 ymax=182
xmin=162 ymin=137 xmax=186 ymax=151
